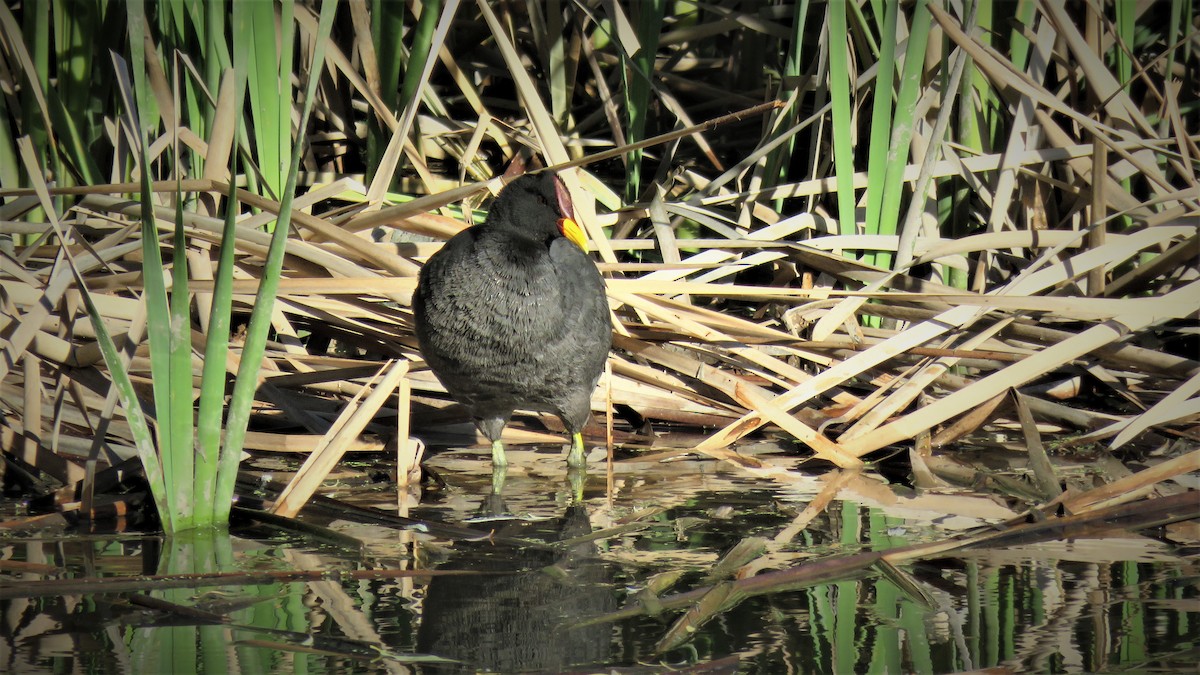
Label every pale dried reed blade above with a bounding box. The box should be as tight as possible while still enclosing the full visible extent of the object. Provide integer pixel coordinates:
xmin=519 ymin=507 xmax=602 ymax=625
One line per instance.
xmin=1108 ymin=370 xmax=1200 ymax=450
xmin=1061 ymin=449 xmax=1200 ymax=514
xmin=838 ymin=318 xmax=1013 ymax=442
xmin=613 ymin=333 xmax=858 ymax=470
xmin=843 ymin=280 xmax=1200 ymax=457
xmin=396 ymin=376 xmax=419 ymax=488
xmin=272 ymin=359 xmax=409 ymax=518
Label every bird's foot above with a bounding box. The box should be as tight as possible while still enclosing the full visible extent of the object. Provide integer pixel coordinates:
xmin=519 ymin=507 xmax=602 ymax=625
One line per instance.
xmin=481 ymin=491 xmax=508 ymax=517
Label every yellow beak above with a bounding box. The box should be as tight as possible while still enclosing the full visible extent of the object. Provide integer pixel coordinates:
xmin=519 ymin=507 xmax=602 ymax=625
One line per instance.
xmin=559 ymin=217 xmax=589 ymax=253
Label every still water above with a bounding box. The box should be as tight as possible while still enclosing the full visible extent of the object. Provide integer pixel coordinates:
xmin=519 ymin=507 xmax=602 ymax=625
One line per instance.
xmin=1 ymin=446 xmax=1196 ymax=673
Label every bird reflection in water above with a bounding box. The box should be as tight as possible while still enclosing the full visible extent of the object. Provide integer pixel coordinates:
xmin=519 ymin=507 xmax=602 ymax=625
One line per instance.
xmin=415 ymin=504 xmax=616 ymax=672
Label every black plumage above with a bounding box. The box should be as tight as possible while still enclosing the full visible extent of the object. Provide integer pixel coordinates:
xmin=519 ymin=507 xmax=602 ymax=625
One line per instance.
xmin=413 ymin=173 xmax=611 ymax=481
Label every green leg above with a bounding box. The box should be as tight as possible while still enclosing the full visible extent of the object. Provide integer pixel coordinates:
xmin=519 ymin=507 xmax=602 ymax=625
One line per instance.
xmin=490 ymin=439 xmax=508 ymax=495
xmin=566 ymin=465 xmax=586 ymax=504
xmin=566 ymin=432 xmax=586 ymax=468
xmin=491 ymin=438 xmax=508 ymax=468
xmin=490 ymin=463 xmax=507 ymax=496
xmin=487 ymin=437 xmax=506 ymax=494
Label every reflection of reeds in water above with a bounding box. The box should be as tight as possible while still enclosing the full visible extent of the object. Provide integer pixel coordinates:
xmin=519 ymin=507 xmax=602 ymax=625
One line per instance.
xmin=416 ymin=505 xmax=616 ymax=673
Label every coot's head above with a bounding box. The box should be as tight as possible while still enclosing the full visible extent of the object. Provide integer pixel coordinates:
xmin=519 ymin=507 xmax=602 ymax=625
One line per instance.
xmin=486 ymin=173 xmax=588 ymax=251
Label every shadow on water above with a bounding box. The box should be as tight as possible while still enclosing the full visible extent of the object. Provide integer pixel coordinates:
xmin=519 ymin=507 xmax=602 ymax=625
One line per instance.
xmin=1 ymin=445 xmax=1197 ymax=673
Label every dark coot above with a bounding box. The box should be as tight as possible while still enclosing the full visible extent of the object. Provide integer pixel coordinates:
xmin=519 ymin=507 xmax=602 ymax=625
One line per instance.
xmin=413 ymin=173 xmax=611 ymax=479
